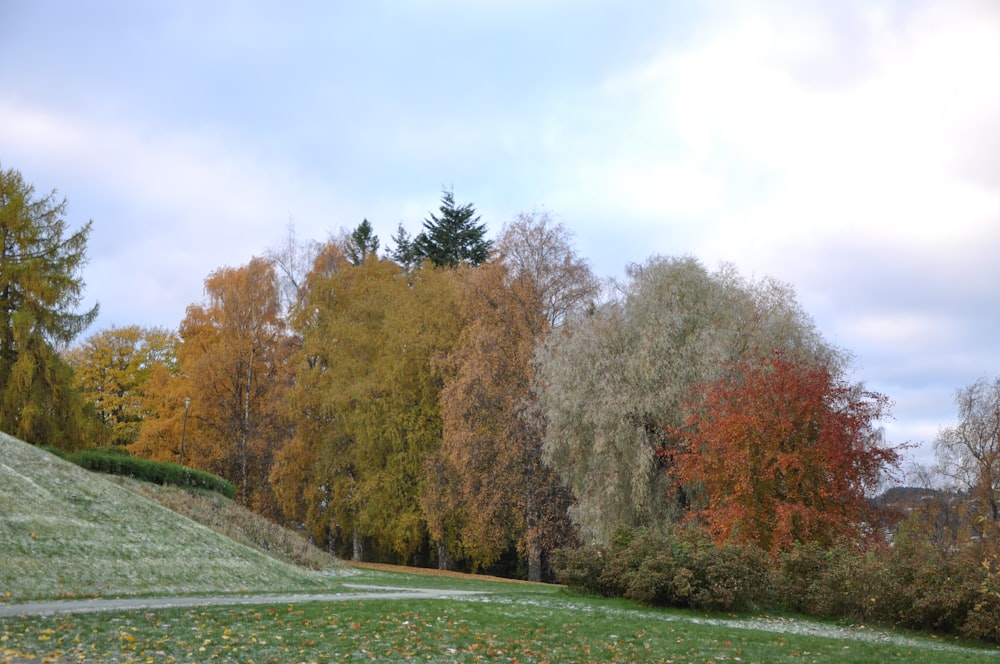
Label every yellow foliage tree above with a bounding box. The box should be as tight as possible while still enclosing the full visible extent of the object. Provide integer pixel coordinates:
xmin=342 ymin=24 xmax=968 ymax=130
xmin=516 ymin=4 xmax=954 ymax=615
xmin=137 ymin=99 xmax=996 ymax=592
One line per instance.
xmin=66 ymin=325 xmax=178 ymax=447
xmin=275 ymin=247 xmax=463 ymax=562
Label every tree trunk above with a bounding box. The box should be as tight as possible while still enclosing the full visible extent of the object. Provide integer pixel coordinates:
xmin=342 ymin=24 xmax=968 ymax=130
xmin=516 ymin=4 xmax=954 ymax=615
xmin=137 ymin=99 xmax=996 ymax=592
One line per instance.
xmin=527 ymin=538 xmax=543 ymax=583
xmin=437 ymin=540 xmax=449 ymax=571
xmin=352 ymin=527 xmax=364 ymax=562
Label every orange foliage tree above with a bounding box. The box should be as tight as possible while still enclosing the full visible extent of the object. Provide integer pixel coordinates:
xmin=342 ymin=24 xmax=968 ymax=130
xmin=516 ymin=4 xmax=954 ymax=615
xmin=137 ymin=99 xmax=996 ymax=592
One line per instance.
xmin=669 ymin=351 xmax=901 ymax=554
xmin=135 ymin=257 xmax=290 ymax=517
xmin=428 ymin=212 xmax=597 ymax=579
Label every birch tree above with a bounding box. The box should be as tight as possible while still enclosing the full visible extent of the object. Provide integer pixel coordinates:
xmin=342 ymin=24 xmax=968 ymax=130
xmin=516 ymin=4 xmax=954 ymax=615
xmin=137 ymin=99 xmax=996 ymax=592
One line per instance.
xmin=935 ymin=377 xmax=1000 ymax=536
xmin=167 ymin=257 xmax=289 ymax=515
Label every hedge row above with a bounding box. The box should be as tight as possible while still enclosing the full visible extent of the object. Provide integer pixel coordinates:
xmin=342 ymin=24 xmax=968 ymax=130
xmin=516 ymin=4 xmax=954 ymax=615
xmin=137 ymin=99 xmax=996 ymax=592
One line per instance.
xmin=553 ymin=524 xmax=1000 ymax=642
xmin=58 ymin=447 xmax=236 ymax=499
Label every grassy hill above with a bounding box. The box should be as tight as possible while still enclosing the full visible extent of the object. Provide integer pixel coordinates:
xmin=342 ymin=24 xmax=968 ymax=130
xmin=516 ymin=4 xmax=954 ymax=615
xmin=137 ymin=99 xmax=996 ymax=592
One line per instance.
xmin=3 ymin=434 xmax=999 ymax=662
xmin=0 ymin=432 xmax=342 ymax=602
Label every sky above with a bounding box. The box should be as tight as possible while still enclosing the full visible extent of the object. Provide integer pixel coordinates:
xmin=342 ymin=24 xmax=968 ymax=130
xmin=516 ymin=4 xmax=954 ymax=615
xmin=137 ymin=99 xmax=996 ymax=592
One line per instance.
xmin=2 ymin=0 xmax=999 ymax=471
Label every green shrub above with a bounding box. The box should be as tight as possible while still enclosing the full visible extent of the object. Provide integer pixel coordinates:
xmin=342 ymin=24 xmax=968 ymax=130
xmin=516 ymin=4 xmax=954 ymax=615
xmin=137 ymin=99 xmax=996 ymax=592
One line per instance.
xmin=554 ymin=526 xmax=773 ymax=613
xmin=776 ymin=543 xmax=829 ymax=614
xmin=685 ymin=535 xmax=774 ymax=612
xmin=882 ymin=525 xmax=980 ymax=632
xmin=40 ymin=445 xmax=69 ymax=460
xmin=556 ymin=525 xmax=1000 ymax=642
xmin=551 ymin=544 xmax=608 ymax=595
xmin=66 ymin=449 xmax=235 ymax=499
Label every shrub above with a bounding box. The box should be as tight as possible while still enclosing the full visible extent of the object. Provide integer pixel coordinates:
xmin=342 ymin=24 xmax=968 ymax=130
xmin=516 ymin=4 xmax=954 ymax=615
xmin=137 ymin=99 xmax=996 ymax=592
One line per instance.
xmin=551 ymin=544 xmax=608 ymax=595
xmin=553 ymin=526 xmax=774 ymax=613
xmin=554 ymin=524 xmax=1000 ymax=642
xmin=960 ymin=552 xmax=1000 ymax=641
xmin=776 ymin=543 xmax=829 ymax=614
xmin=66 ymin=449 xmax=235 ymax=499
xmin=883 ymin=525 xmax=980 ymax=632
xmin=685 ymin=534 xmax=774 ymax=612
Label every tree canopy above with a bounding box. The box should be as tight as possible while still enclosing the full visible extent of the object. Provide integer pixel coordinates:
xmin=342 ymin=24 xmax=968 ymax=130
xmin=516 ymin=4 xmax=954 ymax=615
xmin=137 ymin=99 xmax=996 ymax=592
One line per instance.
xmin=39 ymin=177 xmax=919 ymax=578
xmin=671 ymin=350 xmax=900 ymax=554
xmin=274 ymin=249 xmax=464 ymax=561
xmin=344 ymin=219 xmax=381 ymax=266
xmin=428 ymin=212 xmax=596 ymax=579
xmin=66 ymin=325 xmax=178 ymax=447
xmin=0 ymin=167 xmax=98 ymax=449
xmin=536 ymin=256 xmax=842 ymax=544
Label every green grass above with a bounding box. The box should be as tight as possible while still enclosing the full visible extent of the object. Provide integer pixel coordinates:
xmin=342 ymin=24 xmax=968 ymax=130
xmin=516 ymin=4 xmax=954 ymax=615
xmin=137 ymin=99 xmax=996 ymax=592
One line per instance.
xmin=2 ymin=431 xmax=999 ymax=661
xmin=0 ymin=432 xmax=343 ymax=601
xmin=2 ymin=568 xmax=998 ymax=662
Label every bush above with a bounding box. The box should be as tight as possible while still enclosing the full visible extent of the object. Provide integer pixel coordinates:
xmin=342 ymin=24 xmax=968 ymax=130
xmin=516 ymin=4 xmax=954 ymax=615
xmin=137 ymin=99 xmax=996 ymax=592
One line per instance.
xmin=554 ymin=526 xmax=773 ymax=613
xmin=66 ymin=449 xmax=235 ymax=499
xmin=551 ymin=543 xmax=609 ymax=595
xmin=553 ymin=524 xmax=1000 ymax=642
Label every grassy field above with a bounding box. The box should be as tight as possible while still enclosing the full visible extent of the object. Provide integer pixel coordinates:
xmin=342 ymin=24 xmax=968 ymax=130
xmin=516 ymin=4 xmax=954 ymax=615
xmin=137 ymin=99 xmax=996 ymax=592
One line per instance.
xmin=1 ymin=433 xmax=999 ymax=662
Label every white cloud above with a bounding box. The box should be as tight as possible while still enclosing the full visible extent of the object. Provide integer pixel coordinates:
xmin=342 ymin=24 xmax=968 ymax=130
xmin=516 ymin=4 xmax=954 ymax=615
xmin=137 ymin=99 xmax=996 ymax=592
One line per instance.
xmin=0 ymin=99 xmax=349 ymax=329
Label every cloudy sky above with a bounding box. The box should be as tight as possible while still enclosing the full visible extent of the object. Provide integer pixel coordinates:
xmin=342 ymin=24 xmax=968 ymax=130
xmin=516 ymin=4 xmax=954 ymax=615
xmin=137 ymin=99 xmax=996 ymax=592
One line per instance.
xmin=2 ymin=0 xmax=999 ymax=469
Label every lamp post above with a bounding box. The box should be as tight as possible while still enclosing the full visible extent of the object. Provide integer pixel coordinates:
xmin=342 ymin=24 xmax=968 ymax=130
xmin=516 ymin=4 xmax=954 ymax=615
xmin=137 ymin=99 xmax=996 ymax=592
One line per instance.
xmin=178 ymin=397 xmax=191 ymax=466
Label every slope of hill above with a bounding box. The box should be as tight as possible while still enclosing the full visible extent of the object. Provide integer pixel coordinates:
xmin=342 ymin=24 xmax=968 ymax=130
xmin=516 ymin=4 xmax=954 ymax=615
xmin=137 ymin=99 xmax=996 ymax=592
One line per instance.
xmin=0 ymin=432 xmax=342 ymax=602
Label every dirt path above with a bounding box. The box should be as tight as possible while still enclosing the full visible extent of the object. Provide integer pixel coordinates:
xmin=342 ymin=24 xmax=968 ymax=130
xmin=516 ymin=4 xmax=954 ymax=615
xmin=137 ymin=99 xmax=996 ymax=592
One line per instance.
xmin=0 ymin=584 xmax=486 ymax=618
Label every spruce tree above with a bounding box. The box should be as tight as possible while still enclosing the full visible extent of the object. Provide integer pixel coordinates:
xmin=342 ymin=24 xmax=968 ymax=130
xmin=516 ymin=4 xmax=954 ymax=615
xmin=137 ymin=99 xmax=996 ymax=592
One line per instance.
xmin=389 ymin=222 xmax=419 ymax=270
xmin=414 ymin=188 xmax=491 ymax=267
xmin=344 ymin=218 xmax=380 ymax=266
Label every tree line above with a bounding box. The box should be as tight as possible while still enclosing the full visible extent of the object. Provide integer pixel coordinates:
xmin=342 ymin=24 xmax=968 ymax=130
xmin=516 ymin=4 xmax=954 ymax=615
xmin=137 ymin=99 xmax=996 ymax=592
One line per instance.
xmin=6 ymin=165 xmax=1000 ymax=586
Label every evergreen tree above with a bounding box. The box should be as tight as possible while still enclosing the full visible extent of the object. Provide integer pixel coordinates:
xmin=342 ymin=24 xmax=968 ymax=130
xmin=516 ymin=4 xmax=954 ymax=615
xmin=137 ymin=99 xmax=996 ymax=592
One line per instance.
xmin=414 ymin=188 xmax=491 ymax=267
xmin=344 ymin=218 xmax=381 ymax=266
xmin=0 ymin=167 xmax=98 ymax=448
xmin=389 ymin=222 xmax=419 ymax=270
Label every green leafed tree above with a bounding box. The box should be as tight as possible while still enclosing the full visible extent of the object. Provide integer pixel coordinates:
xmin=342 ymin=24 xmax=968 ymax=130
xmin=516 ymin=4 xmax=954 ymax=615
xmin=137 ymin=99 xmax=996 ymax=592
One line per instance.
xmin=389 ymin=222 xmax=420 ymax=270
xmin=0 ymin=167 xmax=98 ymax=449
xmin=414 ymin=188 xmax=491 ymax=268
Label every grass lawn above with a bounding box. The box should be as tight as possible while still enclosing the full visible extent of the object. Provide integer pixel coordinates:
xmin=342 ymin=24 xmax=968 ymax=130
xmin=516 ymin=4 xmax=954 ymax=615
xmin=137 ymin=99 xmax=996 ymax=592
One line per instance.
xmin=2 ymin=566 xmax=998 ymax=663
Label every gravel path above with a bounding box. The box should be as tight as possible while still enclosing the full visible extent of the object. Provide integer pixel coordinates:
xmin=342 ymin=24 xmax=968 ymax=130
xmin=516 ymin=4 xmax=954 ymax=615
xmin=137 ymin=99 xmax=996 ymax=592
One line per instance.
xmin=0 ymin=584 xmax=485 ymax=618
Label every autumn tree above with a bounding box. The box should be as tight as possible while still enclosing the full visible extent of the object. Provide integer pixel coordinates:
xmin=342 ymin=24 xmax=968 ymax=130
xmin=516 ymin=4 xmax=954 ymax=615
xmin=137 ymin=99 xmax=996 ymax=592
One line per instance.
xmin=428 ymin=211 xmax=597 ymax=579
xmin=66 ymin=325 xmax=178 ymax=446
xmin=270 ymin=241 xmax=352 ymax=548
xmin=0 ymin=167 xmax=98 ymax=449
xmin=670 ymin=351 xmax=900 ymax=554
xmin=275 ymin=247 xmax=463 ymax=561
xmin=935 ymin=377 xmax=1000 ymax=537
xmin=536 ymin=256 xmax=841 ymax=544
xmin=265 ymin=223 xmax=322 ymax=321
xmin=414 ymin=188 xmax=491 ymax=267
xmin=136 ymin=257 xmax=290 ymax=516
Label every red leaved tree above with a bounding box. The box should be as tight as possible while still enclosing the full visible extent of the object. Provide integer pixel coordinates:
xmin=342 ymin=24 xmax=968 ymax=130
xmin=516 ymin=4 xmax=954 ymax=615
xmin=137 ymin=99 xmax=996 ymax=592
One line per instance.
xmin=668 ymin=351 xmax=901 ymax=554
